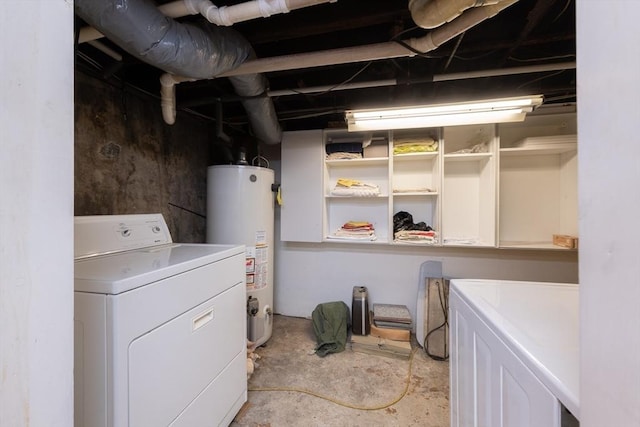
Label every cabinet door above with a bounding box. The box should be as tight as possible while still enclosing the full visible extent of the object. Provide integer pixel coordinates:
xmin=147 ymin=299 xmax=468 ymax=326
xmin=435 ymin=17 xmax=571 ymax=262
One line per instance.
xmin=280 ymin=130 xmax=324 ymax=242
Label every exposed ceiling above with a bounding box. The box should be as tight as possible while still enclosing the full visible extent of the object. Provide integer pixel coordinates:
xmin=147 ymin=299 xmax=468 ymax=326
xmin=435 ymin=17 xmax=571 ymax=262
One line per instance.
xmin=74 ymin=0 xmax=576 ymax=141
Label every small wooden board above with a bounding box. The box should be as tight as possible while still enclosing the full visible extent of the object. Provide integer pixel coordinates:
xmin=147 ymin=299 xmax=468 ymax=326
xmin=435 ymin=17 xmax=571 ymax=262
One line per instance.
xmin=369 ymin=312 xmax=410 ymax=342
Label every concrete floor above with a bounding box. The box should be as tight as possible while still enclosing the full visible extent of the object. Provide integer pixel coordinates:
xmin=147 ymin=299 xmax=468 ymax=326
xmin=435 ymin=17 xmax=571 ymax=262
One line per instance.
xmin=231 ymin=314 xmax=450 ymax=427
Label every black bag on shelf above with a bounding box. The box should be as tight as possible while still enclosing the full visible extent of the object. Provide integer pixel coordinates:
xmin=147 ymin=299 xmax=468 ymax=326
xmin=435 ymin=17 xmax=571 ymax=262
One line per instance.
xmin=393 ymin=211 xmax=414 ymax=233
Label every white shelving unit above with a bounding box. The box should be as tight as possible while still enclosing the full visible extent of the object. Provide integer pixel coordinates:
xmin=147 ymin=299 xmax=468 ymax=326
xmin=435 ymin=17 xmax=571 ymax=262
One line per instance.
xmin=441 ymin=124 xmax=497 ymax=247
xmin=279 ymin=109 xmax=578 ymax=251
xmin=324 ymin=129 xmax=391 ymax=243
xmin=498 ymin=113 xmax=578 ymax=249
xmin=390 ymin=129 xmax=440 ymax=245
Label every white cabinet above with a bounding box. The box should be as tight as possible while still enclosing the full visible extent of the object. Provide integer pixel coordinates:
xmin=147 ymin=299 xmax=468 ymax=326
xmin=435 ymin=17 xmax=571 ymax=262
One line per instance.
xmin=441 ymin=124 xmax=497 ymax=247
xmin=324 ymin=129 xmax=390 ymax=243
xmin=391 ymin=129 xmax=441 ymax=246
xmin=498 ymin=112 xmax=578 ymax=249
xmin=280 ymin=110 xmax=578 ymax=250
xmin=321 ymin=128 xmax=442 ymax=244
xmin=280 ymin=130 xmax=324 ymax=242
xmin=450 ymin=286 xmax=562 ymax=427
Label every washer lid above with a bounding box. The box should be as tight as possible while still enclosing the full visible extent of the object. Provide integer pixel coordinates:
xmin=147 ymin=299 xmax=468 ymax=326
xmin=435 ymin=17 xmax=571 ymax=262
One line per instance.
xmin=74 ymin=243 xmax=243 ymax=295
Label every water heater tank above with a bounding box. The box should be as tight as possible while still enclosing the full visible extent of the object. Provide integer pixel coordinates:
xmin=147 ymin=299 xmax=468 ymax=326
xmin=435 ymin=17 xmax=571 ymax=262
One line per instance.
xmin=206 ymin=165 xmax=275 ymax=347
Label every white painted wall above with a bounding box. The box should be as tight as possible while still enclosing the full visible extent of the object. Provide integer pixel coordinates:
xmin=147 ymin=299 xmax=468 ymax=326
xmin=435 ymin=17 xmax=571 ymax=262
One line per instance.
xmin=271 ymin=159 xmax=578 ymax=320
xmin=0 ymin=2 xmax=74 ymax=427
xmin=578 ymin=1 xmax=640 ymax=426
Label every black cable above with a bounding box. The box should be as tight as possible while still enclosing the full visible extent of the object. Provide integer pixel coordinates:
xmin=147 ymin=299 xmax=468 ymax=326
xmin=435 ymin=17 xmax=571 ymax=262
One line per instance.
xmin=517 ymin=69 xmax=566 ymax=89
xmin=553 ymin=0 xmax=573 ymax=23
xmin=423 ymin=279 xmax=449 ymax=361
xmin=454 ymin=49 xmax=502 ymax=61
xmin=292 ymin=61 xmax=374 ymax=97
xmin=168 ymin=202 xmax=206 ymax=219
xmin=508 ymin=54 xmax=576 ymax=63
xmin=391 ymin=25 xmax=421 ymax=40
xmin=392 ymin=38 xmax=440 ymax=58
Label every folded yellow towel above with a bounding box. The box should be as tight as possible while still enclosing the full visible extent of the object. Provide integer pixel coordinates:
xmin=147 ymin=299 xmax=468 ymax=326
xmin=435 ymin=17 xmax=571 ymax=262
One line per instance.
xmin=336 ymin=178 xmax=361 ymax=187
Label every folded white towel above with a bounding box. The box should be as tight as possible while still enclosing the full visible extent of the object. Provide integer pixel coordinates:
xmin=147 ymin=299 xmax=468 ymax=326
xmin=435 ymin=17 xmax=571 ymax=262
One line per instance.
xmin=331 ymin=186 xmax=380 ymax=197
xmin=326 ymin=234 xmax=378 ymax=241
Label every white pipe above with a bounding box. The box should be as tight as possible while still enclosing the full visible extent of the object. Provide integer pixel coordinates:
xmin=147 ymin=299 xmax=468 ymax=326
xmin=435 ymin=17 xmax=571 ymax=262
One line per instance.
xmin=157 ymin=1 xmax=192 ymax=17
xmin=185 ymin=0 xmax=335 ymax=27
xmin=78 ymin=26 xmax=104 ymax=44
xmin=267 ymin=79 xmax=397 ymax=96
xmin=409 ymin=0 xmax=504 ymax=29
xmin=266 ymin=62 xmax=576 ymax=97
xmin=218 ymin=41 xmax=408 ymax=77
xmin=186 ymin=0 xmax=286 ymax=26
xmin=421 ymin=0 xmax=519 ymax=51
xmin=219 ymin=0 xmax=519 ymax=77
xmin=433 ymin=61 xmax=576 ymax=82
xmin=160 ymin=73 xmax=195 ymax=125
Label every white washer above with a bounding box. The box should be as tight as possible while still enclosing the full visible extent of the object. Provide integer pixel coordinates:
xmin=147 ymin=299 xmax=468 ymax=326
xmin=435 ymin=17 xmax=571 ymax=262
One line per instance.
xmin=74 ymin=214 xmax=246 ymax=427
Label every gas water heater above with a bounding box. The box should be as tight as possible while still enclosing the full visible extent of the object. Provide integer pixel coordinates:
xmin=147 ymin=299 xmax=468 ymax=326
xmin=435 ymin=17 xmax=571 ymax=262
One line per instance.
xmin=207 ymin=165 xmax=275 ymax=347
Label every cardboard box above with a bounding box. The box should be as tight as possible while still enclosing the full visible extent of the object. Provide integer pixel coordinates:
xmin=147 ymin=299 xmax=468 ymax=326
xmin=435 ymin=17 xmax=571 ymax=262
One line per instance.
xmin=363 ymin=143 xmax=388 ymax=158
xmin=553 ymin=234 xmax=579 ymax=249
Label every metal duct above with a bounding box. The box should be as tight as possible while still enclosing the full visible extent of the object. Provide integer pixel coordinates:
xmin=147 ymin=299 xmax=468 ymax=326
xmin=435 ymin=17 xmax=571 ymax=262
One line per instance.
xmin=230 ymin=73 xmax=282 ymax=144
xmin=75 ymin=0 xmax=282 ymax=144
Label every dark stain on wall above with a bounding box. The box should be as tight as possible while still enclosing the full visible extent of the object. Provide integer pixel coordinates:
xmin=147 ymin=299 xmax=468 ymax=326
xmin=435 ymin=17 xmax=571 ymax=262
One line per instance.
xmin=74 ymin=72 xmax=212 ymax=242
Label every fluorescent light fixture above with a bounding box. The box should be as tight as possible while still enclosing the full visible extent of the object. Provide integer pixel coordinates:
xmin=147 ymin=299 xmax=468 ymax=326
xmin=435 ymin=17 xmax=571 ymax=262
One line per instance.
xmin=345 ymin=95 xmax=543 ymax=131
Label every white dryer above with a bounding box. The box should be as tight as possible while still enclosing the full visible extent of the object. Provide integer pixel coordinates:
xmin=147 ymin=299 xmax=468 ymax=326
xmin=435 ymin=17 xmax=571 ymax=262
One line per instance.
xmin=74 ymin=214 xmax=246 ymax=427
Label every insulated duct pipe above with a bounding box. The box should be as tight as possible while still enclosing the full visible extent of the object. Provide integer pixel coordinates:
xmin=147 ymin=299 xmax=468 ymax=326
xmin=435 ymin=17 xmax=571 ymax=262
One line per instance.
xmin=78 ymin=0 xmax=336 ymax=43
xmin=408 ymin=0 xmax=504 ymax=29
xmin=229 ymin=73 xmax=282 ymax=143
xmin=219 ymin=0 xmax=519 ymax=77
xmin=75 ymin=0 xmax=282 ymax=144
xmin=75 ymin=0 xmax=250 ymax=78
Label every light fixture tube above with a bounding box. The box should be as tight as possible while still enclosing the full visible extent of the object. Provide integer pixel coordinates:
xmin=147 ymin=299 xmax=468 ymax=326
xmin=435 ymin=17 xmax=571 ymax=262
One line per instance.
xmin=345 ymin=95 xmax=543 ymax=131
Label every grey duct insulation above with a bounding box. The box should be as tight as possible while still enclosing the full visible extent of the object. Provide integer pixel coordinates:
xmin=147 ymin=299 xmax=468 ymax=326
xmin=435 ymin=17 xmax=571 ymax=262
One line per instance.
xmin=74 ymin=0 xmax=283 ymax=145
